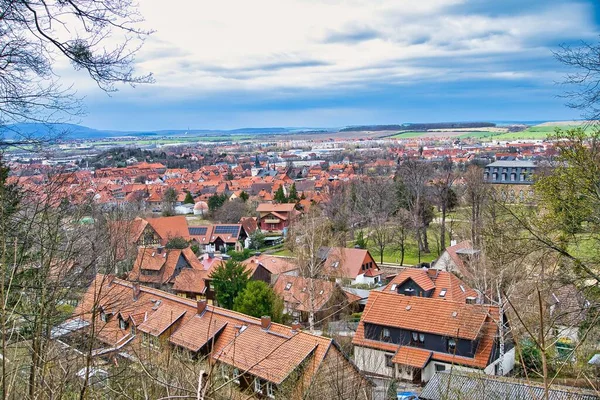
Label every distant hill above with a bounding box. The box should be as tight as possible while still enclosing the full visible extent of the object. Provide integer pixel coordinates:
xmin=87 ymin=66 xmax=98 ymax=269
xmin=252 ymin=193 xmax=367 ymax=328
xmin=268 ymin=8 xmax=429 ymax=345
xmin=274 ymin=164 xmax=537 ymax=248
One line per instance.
xmin=0 ymin=123 xmax=320 ymax=141
xmin=341 ymin=122 xmax=496 ymax=132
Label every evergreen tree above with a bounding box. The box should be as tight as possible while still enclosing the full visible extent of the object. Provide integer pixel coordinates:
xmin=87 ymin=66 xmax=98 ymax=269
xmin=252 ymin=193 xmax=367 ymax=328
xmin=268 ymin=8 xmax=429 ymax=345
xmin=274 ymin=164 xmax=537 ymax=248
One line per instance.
xmin=233 ymin=281 xmax=283 ymax=323
xmin=239 ymin=191 xmax=249 ymax=202
xmin=183 ymin=191 xmax=195 ymax=204
xmin=210 ymin=260 xmax=250 ymax=310
xmin=274 ymin=185 xmax=286 ymax=203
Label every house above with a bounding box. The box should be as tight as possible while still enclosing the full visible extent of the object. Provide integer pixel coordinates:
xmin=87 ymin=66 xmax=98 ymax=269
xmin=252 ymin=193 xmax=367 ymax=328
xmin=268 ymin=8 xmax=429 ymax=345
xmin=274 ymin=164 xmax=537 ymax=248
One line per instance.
xmin=242 ymin=254 xmax=298 ymax=284
xmin=188 ymin=224 xmax=249 ymax=253
xmin=383 ymin=268 xmax=480 ymax=304
xmin=320 ymin=247 xmax=383 ymax=285
xmin=256 ymin=203 xmax=298 ymax=232
xmin=114 ymin=216 xmax=190 ymax=247
xmin=352 ymin=291 xmax=514 ymax=383
xmin=548 ymin=284 xmax=591 ymax=342
xmin=484 ymin=160 xmax=536 ymax=185
xmin=128 ymin=246 xmax=203 ymax=291
xmin=67 ymin=275 xmax=374 ymax=399
xmin=432 ymin=240 xmax=480 ymax=279
xmin=273 ymin=275 xmax=360 ymax=325
xmin=420 ymin=371 xmax=599 ymax=400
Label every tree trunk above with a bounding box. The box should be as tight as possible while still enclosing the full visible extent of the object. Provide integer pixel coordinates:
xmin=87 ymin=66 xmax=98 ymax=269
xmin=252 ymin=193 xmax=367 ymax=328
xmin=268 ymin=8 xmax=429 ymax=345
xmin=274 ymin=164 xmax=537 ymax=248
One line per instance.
xmin=400 ymin=243 xmax=405 ymax=266
xmin=440 ymin=204 xmax=447 ymax=250
xmin=421 ymin=227 xmax=430 ymax=254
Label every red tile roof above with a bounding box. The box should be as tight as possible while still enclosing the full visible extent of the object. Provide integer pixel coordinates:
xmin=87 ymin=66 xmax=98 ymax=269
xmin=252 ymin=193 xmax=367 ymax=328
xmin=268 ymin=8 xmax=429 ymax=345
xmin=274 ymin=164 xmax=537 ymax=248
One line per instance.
xmin=392 ymin=346 xmax=432 ymax=369
xmin=383 ymin=268 xmax=479 ymax=303
xmin=73 ymin=275 xmax=364 ymax=387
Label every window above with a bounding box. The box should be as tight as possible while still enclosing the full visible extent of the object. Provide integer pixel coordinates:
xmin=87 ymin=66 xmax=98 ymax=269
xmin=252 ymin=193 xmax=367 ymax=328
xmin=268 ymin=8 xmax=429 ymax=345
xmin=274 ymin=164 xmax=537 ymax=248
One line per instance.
xmin=385 ymin=354 xmax=393 ymax=368
xmin=254 ymin=378 xmax=263 ymax=394
xmin=233 ymin=368 xmax=240 ymax=384
xmin=119 ymin=318 xmax=128 ymax=330
xmin=412 ymin=331 xmax=424 ymax=343
xmin=439 ymin=289 xmax=447 ymax=297
xmin=130 ymin=324 xmax=136 ymax=336
xmin=266 ymin=382 xmax=275 ymax=398
xmin=319 ymin=289 xmax=324 ymax=295
xmin=448 ymin=338 xmax=456 ymax=352
xmin=390 ymin=284 xmax=397 ymax=291
xmin=381 ymin=328 xmax=391 ymax=342
xmin=284 ymin=282 xmax=292 ymax=291
xmin=100 ymin=311 xmax=109 ymax=323
xmin=332 ymin=261 xmax=339 ymax=268
xmin=435 ymin=364 xmax=446 ymax=372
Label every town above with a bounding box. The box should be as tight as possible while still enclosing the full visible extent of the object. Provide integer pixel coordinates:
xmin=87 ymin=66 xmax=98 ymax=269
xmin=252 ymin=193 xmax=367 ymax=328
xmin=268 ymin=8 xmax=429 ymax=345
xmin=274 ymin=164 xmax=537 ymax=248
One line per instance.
xmin=2 ymin=0 xmax=600 ymax=398
xmin=0 ymin=123 xmax=597 ymax=399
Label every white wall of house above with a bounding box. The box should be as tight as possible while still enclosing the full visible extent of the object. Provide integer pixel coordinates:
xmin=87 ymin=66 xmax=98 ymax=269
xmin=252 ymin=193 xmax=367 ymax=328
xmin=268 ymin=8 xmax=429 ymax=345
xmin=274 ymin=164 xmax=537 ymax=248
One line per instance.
xmin=432 ymin=251 xmax=454 ymax=272
xmin=483 ymin=347 xmax=516 ymax=376
xmin=352 ymin=274 xmax=380 ymax=286
xmin=354 ymin=346 xmax=394 ymax=378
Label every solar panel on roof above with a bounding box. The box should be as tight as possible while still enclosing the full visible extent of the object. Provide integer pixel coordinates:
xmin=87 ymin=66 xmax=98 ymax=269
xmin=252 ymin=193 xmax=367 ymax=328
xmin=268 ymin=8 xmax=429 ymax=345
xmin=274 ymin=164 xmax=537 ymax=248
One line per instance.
xmin=188 ymin=227 xmax=208 ymax=236
xmin=214 ymin=225 xmax=240 ymax=236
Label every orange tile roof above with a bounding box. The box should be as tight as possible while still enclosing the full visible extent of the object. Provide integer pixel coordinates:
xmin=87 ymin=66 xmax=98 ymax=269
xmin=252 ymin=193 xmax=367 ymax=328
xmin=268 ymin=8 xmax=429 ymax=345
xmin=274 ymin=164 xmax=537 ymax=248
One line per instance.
xmin=242 ymin=255 xmax=297 ymax=275
xmin=169 ymin=315 xmax=228 ymax=352
xmin=273 ymin=275 xmax=344 ymax=313
xmin=383 ymin=268 xmax=479 ymax=303
xmin=137 ymin=305 xmax=187 ymax=336
xmin=73 ymin=275 xmax=360 ymax=387
xmin=359 ymin=291 xmax=493 ymax=341
xmin=392 ymin=346 xmax=432 ymax=369
xmin=256 ymin=203 xmax=296 ymax=213
xmin=321 ymin=247 xmax=379 ymax=279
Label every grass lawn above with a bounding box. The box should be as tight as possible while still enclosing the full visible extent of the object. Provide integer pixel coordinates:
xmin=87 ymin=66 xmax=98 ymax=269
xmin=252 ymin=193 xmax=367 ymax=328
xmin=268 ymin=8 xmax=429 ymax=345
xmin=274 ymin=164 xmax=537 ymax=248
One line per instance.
xmin=493 ymin=124 xmax=595 ymax=141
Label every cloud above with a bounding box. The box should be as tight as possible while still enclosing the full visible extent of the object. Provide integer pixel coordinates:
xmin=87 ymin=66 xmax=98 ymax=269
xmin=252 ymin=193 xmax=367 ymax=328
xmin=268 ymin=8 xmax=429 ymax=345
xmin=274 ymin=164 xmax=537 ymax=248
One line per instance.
xmin=67 ymin=0 xmax=600 ymax=129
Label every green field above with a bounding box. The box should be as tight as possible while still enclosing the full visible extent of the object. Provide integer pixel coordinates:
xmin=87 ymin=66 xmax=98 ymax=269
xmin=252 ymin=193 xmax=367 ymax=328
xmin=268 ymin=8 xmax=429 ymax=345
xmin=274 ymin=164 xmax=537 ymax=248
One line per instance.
xmin=389 ymin=123 xmax=598 ymax=141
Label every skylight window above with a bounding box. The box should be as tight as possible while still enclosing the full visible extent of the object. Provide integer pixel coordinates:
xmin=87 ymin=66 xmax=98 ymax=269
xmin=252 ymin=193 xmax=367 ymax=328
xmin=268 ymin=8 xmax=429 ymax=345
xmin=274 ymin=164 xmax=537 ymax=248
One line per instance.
xmin=284 ymin=283 xmax=292 ymax=291
xmin=459 ymin=285 xmax=465 ymax=293
xmin=332 ymin=261 xmax=339 ymax=268
xmin=319 ymin=290 xmax=324 ymax=295
xmin=439 ymin=289 xmax=447 ymax=297
xmin=390 ymin=284 xmax=397 ymax=291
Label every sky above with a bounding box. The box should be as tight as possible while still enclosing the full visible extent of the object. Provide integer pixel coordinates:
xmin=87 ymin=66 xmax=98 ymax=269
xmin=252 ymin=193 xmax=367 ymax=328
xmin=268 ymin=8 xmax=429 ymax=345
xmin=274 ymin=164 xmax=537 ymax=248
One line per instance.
xmin=62 ymin=0 xmax=600 ymax=131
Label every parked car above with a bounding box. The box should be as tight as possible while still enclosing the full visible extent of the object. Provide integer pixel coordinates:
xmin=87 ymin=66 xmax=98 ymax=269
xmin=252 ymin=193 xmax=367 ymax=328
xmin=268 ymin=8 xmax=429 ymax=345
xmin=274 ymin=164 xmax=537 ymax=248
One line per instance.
xmin=397 ymin=391 xmax=419 ymax=400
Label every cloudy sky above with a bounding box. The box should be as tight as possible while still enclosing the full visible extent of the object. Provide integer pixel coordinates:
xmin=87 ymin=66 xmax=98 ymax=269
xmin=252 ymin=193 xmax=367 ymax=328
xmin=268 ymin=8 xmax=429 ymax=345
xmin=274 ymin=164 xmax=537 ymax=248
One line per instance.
xmin=70 ymin=0 xmax=600 ymax=130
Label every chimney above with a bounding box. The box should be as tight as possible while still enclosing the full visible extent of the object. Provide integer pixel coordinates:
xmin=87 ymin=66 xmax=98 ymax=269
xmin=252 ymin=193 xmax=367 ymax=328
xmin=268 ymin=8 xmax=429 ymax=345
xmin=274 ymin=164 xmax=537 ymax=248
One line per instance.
xmin=291 ymin=322 xmax=301 ymax=332
xmin=132 ymin=283 xmax=141 ymax=301
xmin=260 ymin=316 xmax=271 ymax=330
xmin=107 ymin=274 xmax=115 ymax=287
xmin=427 ymin=269 xmax=438 ymax=279
xmin=197 ymin=300 xmax=207 ymax=315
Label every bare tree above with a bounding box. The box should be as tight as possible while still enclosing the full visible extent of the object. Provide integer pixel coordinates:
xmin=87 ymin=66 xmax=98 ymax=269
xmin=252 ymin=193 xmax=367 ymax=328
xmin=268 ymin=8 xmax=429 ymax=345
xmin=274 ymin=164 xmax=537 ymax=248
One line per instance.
xmin=462 ymin=165 xmax=489 ymax=247
xmin=391 ymin=209 xmax=412 ymax=265
xmin=396 ymin=159 xmax=433 ymax=255
xmin=555 ymin=40 xmax=600 ymax=121
xmin=213 ymin=199 xmax=247 ymax=224
xmin=0 ymin=0 xmax=153 ymax=144
xmin=286 ymin=209 xmax=337 ymax=332
xmin=430 ymin=159 xmax=457 ymax=250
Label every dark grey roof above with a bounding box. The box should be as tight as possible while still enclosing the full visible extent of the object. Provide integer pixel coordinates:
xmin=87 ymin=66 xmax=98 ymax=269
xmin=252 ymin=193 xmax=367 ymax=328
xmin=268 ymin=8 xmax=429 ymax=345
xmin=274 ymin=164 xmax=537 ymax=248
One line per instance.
xmin=486 ymin=160 xmax=536 ymax=168
xmin=421 ymin=372 xmax=599 ymax=400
